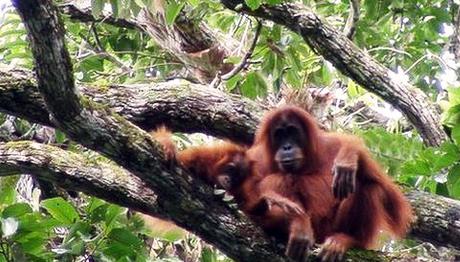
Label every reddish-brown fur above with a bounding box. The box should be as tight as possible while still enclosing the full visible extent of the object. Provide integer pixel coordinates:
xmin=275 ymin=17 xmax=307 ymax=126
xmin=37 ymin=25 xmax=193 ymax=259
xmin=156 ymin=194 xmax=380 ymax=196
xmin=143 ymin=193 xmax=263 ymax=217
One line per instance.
xmin=244 ymin=106 xmax=413 ymax=260
xmin=138 ymin=127 xmax=249 ymax=243
xmin=151 ymin=126 xmax=250 ymax=196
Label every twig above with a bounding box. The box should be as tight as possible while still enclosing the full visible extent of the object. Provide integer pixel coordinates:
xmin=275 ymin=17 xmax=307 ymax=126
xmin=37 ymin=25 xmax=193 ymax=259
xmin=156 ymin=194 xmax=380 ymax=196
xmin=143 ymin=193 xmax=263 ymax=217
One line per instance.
xmin=221 ymin=20 xmax=262 ymax=81
xmin=343 ymin=0 xmax=360 ymax=40
xmin=90 ymin=22 xmax=103 ymax=52
xmin=231 ymin=14 xmax=245 ymax=36
xmin=68 ymin=31 xmax=134 ymax=75
xmin=18 ymin=124 xmax=37 ymax=140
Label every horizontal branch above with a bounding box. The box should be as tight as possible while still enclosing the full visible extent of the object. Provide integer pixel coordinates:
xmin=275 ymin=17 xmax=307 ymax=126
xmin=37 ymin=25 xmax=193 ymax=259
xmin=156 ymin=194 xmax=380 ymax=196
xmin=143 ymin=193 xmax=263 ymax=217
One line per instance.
xmin=219 ymin=0 xmax=447 ymax=147
xmin=59 ymin=3 xmax=140 ymax=30
xmin=407 ymin=190 xmax=460 ymax=249
xmin=0 ymin=68 xmax=261 ymax=145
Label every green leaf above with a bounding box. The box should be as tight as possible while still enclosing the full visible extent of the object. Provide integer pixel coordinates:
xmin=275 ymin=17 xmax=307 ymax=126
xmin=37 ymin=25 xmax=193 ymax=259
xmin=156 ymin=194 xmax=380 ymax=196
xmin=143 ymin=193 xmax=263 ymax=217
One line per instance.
xmin=165 ymin=1 xmax=185 ymax=26
xmin=161 ymin=228 xmax=185 ymax=242
xmin=41 ymin=197 xmax=79 ymax=225
xmin=245 ymin=0 xmax=261 ymax=10
xmin=55 ymin=129 xmax=66 ymax=144
xmin=18 ymin=236 xmax=46 ymax=254
xmin=80 ymin=56 xmax=104 ymax=72
xmin=224 ymin=56 xmax=242 ymax=64
xmin=87 ymin=197 xmax=106 ymax=214
xmin=105 ymin=204 xmax=124 ymax=230
xmin=0 ymin=179 xmax=16 ymax=206
xmin=0 ymin=29 xmax=26 ymax=38
xmin=241 ymin=71 xmax=267 ymax=99
xmin=266 ymin=0 xmax=283 ymax=5
xmin=320 ymin=63 xmax=332 ymax=85
xmin=18 ymin=213 xmax=59 ymax=232
xmin=447 ymin=87 xmax=460 ymax=105
xmin=435 ymin=182 xmax=449 ymax=197
xmin=225 ymin=74 xmax=243 ymax=92
xmin=89 ymin=204 xmax=108 ymax=223
xmin=448 ymin=164 xmax=460 ymax=199
xmin=201 ymin=247 xmax=217 ymax=262
xmin=2 ymin=203 xmax=32 ymax=218
xmin=451 ymin=124 xmax=460 ymax=146
xmin=103 ymin=241 xmax=135 ymax=259
xmin=108 ymin=228 xmax=143 ymax=249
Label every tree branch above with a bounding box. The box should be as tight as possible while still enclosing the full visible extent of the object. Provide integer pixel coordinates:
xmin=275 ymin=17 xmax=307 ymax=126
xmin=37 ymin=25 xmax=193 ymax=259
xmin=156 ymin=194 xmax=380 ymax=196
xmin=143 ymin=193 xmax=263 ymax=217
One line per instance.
xmin=407 ymin=190 xmax=460 ymax=249
xmin=343 ymin=0 xmax=360 ymax=40
xmin=221 ymin=20 xmax=262 ymax=81
xmin=0 ymin=141 xmax=162 ymax=217
xmin=219 ymin=0 xmax=447 ymax=146
xmin=0 ymin=67 xmax=261 ymax=145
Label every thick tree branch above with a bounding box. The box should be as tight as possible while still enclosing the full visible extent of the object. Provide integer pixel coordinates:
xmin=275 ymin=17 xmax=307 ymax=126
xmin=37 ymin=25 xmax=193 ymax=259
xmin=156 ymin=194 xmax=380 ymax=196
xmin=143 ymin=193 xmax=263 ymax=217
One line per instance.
xmin=59 ymin=3 xmax=140 ymax=30
xmin=0 ymin=141 xmax=162 ymax=216
xmin=219 ymin=0 xmax=447 ymax=147
xmin=0 ymin=68 xmax=261 ymax=145
xmin=407 ymin=190 xmax=460 ymax=249
xmin=448 ymin=7 xmax=460 ymax=64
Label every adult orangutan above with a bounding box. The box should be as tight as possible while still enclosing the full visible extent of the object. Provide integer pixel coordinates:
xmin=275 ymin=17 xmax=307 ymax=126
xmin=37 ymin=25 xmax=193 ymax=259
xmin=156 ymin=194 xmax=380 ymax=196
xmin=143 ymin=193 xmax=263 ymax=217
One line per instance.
xmin=243 ymin=105 xmax=412 ymax=261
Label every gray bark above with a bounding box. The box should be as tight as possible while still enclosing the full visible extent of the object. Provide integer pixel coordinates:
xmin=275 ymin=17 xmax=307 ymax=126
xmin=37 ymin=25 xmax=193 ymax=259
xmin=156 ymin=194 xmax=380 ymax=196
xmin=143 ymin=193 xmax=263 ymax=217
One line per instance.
xmin=0 ymin=68 xmax=261 ymax=145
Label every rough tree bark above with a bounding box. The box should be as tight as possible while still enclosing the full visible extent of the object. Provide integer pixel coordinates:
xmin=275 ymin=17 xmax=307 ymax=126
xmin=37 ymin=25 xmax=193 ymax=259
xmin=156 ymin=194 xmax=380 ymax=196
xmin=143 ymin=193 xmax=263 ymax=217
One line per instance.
xmin=0 ymin=68 xmax=261 ymax=145
xmin=0 ymin=141 xmax=162 ymax=216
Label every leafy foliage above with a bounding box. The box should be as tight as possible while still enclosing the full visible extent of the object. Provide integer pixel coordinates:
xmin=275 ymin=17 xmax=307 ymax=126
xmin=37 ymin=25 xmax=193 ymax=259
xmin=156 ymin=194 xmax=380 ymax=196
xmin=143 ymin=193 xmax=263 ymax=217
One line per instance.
xmin=0 ymin=191 xmax=229 ymax=261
